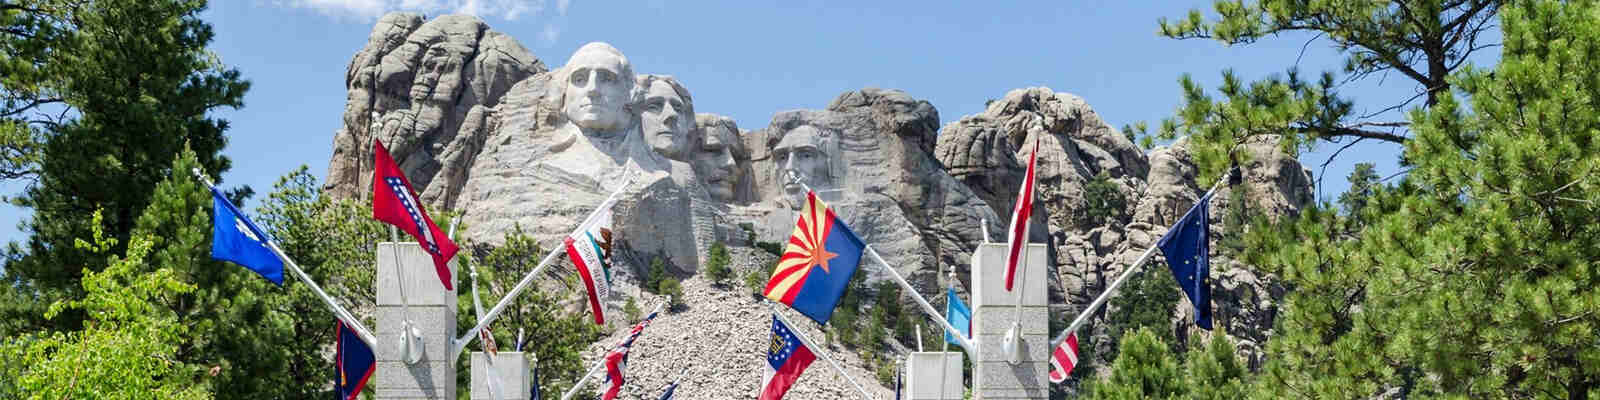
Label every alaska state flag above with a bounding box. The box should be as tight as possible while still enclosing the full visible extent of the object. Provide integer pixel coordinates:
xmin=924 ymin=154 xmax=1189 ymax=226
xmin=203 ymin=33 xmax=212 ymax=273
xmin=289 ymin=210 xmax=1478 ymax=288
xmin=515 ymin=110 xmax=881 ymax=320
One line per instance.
xmin=763 ymin=191 xmax=866 ymax=325
xmin=1157 ymin=192 xmax=1214 ymax=330
xmin=372 ymin=140 xmax=459 ymax=291
xmin=336 ymin=320 xmax=376 ymax=400
xmin=944 ymin=288 xmax=971 ymax=347
xmin=209 ymin=186 xmax=284 ymax=285
xmin=759 ymin=316 xmax=816 ymax=400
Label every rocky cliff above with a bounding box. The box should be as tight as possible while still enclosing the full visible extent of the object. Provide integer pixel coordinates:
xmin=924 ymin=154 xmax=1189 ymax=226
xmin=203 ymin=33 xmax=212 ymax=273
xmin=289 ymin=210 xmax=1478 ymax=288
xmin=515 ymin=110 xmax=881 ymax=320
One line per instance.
xmin=323 ymin=13 xmax=1316 ymax=397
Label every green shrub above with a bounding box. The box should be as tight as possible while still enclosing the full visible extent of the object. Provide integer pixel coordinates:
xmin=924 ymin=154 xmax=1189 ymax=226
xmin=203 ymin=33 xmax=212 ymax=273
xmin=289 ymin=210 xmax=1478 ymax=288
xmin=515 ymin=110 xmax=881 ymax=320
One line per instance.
xmin=754 ymin=241 xmax=784 ymax=257
xmin=659 ymin=278 xmax=685 ymax=310
xmin=704 ymin=242 xmax=733 ymax=287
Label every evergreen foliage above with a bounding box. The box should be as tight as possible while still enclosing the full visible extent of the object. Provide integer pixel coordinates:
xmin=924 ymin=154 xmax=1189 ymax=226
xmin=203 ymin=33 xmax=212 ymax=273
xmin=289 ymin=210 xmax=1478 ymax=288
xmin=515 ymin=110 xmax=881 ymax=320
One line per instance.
xmin=4 ymin=0 xmax=250 ymax=331
xmin=704 ymin=241 xmax=733 ymax=287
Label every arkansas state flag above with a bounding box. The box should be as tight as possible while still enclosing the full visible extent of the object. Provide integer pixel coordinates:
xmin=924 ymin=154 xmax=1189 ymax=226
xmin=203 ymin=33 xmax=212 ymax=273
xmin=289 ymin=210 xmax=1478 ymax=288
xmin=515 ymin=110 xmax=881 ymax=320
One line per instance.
xmin=1004 ymin=138 xmax=1040 ymax=291
xmin=1048 ymin=331 xmax=1080 ymax=383
xmin=566 ymin=208 xmax=616 ymax=325
xmin=336 ymin=320 xmax=376 ymax=400
xmin=759 ymin=315 xmax=816 ymax=400
xmin=372 ymin=140 xmax=458 ymax=290
xmin=763 ymin=191 xmax=865 ymax=325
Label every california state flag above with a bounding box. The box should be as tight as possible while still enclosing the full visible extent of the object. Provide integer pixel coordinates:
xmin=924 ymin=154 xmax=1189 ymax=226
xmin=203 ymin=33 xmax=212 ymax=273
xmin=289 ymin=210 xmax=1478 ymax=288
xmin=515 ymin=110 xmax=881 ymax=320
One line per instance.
xmin=1004 ymin=138 xmax=1039 ymax=292
xmin=566 ymin=209 xmax=615 ymax=326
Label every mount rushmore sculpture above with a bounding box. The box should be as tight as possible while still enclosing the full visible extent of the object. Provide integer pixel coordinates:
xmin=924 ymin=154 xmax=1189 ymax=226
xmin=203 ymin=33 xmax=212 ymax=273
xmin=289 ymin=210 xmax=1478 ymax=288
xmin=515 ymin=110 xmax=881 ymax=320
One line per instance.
xmin=322 ymin=14 xmax=1317 ymax=362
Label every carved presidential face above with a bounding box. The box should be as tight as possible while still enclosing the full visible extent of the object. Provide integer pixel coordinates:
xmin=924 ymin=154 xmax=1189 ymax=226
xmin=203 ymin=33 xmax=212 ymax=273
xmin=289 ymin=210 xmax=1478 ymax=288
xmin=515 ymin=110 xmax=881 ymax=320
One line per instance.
xmin=641 ymin=80 xmax=694 ymax=160
xmin=561 ymin=44 xmax=633 ymax=136
xmin=693 ymin=123 xmax=741 ymax=202
xmin=773 ymin=125 xmax=833 ymax=210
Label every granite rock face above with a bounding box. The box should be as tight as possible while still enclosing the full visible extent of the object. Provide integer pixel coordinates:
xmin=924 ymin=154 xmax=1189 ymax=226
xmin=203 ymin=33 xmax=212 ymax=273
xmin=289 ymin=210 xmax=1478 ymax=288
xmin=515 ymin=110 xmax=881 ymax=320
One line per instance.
xmin=934 ymin=87 xmax=1149 ymax=311
xmin=743 ymin=88 xmax=1001 ymax=293
xmin=322 ymin=14 xmax=1322 ymax=391
xmin=325 ymin=13 xmax=545 ymax=210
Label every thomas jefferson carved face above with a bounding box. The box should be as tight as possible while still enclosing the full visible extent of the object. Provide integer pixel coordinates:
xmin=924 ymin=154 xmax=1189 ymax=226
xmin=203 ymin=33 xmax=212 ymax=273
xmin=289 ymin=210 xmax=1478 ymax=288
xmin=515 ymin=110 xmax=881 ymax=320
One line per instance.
xmin=693 ymin=122 xmax=742 ymax=202
xmin=772 ymin=125 xmax=834 ymax=210
xmin=561 ymin=43 xmax=633 ymax=137
xmin=640 ymin=78 xmax=694 ymax=160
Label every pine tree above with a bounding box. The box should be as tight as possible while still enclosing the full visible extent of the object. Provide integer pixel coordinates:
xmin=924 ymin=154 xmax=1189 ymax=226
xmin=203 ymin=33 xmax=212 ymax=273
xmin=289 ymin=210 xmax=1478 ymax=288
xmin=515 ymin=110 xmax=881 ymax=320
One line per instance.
xmin=1093 ymin=327 xmax=1185 ymax=400
xmin=1140 ymin=0 xmax=1500 ymax=184
xmin=3 ymin=0 xmax=250 ymax=332
xmin=1245 ymin=1 xmax=1600 ymax=397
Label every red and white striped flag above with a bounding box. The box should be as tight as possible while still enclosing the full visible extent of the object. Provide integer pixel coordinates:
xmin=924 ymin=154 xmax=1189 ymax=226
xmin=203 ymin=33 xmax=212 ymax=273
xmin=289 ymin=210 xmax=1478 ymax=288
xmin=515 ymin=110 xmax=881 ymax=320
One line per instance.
xmin=1004 ymin=138 xmax=1040 ymax=291
xmin=1048 ymin=331 xmax=1080 ymax=383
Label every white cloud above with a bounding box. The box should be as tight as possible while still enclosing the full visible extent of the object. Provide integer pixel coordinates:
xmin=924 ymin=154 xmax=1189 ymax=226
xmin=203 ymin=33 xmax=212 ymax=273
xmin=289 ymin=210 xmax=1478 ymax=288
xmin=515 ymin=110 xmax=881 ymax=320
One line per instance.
xmin=556 ymin=0 xmax=571 ymax=16
xmin=274 ymin=0 xmax=548 ymax=21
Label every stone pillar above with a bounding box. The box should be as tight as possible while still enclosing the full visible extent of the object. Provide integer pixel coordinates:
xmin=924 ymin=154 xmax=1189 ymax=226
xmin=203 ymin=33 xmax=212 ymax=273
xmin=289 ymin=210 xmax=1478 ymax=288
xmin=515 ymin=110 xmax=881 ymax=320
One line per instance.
xmin=376 ymin=242 xmax=457 ymax=399
xmin=905 ymin=352 xmax=964 ymax=400
xmin=471 ymin=352 xmax=531 ymax=400
xmin=971 ymin=243 xmax=1049 ymax=400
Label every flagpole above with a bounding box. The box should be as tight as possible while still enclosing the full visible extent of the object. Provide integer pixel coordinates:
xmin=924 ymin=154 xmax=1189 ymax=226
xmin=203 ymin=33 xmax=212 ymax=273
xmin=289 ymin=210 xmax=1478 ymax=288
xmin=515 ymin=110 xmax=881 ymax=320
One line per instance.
xmin=937 ymin=267 xmax=953 ymax=398
xmin=192 ymin=169 xmax=378 ymax=348
xmin=463 ymin=222 xmax=505 ymax=400
xmin=453 ymin=180 xmax=632 ymax=357
xmin=865 ymin=245 xmax=976 ymax=358
xmin=1052 ymin=178 xmax=1227 ymax=349
xmin=560 ymin=299 xmax=667 ymax=400
xmin=767 ymin=302 xmax=874 ymax=400
xmin=787 ymin=176 xmax=976 ymax=357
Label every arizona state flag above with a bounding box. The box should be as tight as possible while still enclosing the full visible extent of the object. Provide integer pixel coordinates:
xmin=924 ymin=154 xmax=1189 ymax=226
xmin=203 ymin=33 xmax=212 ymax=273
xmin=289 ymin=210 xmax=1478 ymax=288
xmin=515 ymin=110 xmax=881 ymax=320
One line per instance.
xmin=335 ymin=320 xmax=376 ymax=400
xmin=566 ymin=208 xmax=616 ymax=325
xmin=764 ymin=191 xmax=865 ymax=325
xmin=372 ymin=140 xmax=459 ymax=291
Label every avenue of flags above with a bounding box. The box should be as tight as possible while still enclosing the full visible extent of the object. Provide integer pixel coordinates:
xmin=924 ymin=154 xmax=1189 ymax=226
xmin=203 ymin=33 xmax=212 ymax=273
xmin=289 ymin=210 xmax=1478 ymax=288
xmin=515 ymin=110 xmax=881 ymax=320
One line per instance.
xmin=198 ymin=134 xmax=1227 ymax=398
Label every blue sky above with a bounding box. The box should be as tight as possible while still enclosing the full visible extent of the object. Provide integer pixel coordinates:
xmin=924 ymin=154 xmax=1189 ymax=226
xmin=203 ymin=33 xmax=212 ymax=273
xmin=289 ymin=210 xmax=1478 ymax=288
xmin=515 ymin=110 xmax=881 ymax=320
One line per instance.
xmin=1 ymin=0 xmax=1491 ymax=244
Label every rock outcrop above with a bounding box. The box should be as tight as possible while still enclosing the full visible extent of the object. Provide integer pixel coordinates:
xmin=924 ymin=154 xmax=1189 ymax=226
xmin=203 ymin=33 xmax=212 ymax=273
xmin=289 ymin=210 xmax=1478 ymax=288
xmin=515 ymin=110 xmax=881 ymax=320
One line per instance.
xmin=322 ymin=13 xmax=1322 ymax=394
xmin=935 ymin=87 xmax=1149 ymax=312
xmin=324 ymin=13 xmax=545 ymax=210
xmin=741 ymin=88 xmax=1001 ymax=293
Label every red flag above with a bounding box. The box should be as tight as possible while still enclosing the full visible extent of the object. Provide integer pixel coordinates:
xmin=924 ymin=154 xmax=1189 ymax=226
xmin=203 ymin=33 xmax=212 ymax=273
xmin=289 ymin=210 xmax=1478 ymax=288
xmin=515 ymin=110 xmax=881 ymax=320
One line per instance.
xmin=1048 ymin=331 xmax=1080 ymax=383
xmin=602 ymin=349 xmax=626 ymax=400
xmin=1004 ymin=138 xmax=1039 ymax=291
xmin=372 ymin=140 xmax=459 ymax=291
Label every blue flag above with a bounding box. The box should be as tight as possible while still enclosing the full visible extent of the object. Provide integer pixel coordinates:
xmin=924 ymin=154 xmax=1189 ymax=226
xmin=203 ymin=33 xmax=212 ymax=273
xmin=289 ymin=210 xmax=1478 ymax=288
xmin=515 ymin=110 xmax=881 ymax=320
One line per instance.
xmin=336 ymin=320 xmax=376 ymax=400
xmin=944 ymin=288 xmax=971 ymax=347
xmin=209 ymin=186 xmax=284 ymax=285
xmin=1157 ymin=192 xmax=1213 ymax=330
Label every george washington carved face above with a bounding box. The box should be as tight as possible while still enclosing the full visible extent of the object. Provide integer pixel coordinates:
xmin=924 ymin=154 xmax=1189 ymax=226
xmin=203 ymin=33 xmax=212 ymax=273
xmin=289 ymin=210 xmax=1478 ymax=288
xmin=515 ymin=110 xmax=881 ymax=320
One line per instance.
xmin=560 ymin=43 xmax=634 ymax=138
